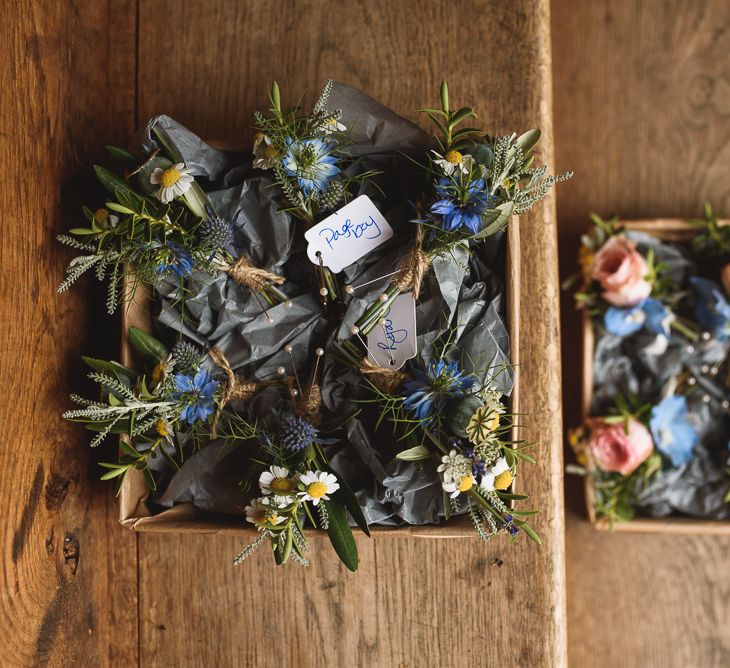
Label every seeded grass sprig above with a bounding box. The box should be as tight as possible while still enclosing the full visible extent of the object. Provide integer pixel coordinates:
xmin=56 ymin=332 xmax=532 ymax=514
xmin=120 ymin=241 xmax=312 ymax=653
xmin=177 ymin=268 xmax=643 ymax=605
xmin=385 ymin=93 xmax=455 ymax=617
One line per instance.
xmin=354 ymin=82 xmax=572 ymax=334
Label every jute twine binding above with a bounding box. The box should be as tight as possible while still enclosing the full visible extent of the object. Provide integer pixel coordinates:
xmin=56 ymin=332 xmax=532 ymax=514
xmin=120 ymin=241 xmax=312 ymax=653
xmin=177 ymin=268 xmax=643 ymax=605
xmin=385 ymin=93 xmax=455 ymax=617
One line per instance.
xmin=208 ymin=346 xmax=261 ymax=436
xmin=220 ymin=256 xmax=285 ymax=292
xmin=393 ymin=225 xmax=431 ymax=299
xmin=360 ymin=358 xmax=407 ymax=394
xmin=287 ymin=377 xmax=323 ymax=425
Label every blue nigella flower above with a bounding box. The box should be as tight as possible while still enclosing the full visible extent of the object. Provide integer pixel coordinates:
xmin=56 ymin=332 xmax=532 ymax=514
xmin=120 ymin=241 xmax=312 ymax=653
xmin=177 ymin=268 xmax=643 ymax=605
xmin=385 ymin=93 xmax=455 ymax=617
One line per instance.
xmin=282 ymin=138 xmax=340 ymax=195
xmin=402 ymin=359 xmax=476 ymax=420
xmin=156 ymin=241 xmax=194 ymax=279
xmin=172 ymin=368 xmax=219 ymax=425
xmin=604 ymin=298 xmax=672 ymax=338
xmin=649 ymin=395 xmax=698 ymax=467
xmin=430 ymin=178 xmax=489 ymax=234
xmin=690 ymin=277 xmax=730 ymax=342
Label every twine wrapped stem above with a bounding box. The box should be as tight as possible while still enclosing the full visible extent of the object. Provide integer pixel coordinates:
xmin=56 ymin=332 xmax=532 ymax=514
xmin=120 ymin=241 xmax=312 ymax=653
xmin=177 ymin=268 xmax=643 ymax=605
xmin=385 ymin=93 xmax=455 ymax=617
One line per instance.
xmin=208 ymin=346 xmax=262 ymax=436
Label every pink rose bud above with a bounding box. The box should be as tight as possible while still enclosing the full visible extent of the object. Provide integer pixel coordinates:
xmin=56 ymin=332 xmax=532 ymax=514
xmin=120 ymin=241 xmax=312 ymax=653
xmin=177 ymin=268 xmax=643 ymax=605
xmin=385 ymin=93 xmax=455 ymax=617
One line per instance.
xmin=591 ymin=236 xmax=652 ymax=307
xmin=721 ymin=264 xmax=730 ymax=297
xmin=587 ymin=417 xmax=654 ymax=476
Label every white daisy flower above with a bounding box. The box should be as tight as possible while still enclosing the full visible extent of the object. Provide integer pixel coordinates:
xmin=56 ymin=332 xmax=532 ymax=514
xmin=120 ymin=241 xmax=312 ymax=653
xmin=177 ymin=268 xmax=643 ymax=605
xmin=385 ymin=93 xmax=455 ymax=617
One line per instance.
xmin=150 ymin=162 xmax=194 ymax=203
xmin=244 ymin=497 xmax=285 ymax=527
xmin=431 ymin=150 xmax=475 ymax=176
xmin=258 ymin=465 xmax=297 ymax=501
xmin=93 ymin=208 xmax=119 ymax=229
xmin=442 ymin=473 xmax=476 ymax=498
xmin=436 ymin=449 xmax=472 ymax=484
xmin=321 ymin=117 xmax=346 ymax=134
xmin=480 ymin=456 xmax=512 ymax=492
xmin=252 ymin=133 xmax=278 ymax=169
xmin=298 ymin=470 xmax=339 ymax=506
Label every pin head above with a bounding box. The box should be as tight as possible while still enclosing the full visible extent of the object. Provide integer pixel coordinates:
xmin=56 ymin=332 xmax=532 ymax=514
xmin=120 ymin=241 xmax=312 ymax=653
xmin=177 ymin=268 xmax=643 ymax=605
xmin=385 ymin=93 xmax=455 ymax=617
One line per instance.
xmin=290 ymin=388 xmax=299 ymax=397
xmin=379 ymin=317 xmax=387 ymax=326
xmin=285 ymin=344 xmax=293 ymax=354
xmin=276 ymin=366 xmax=286 ymax=376
xmin=350 ymin=325 xmax=360 ymax=335
xmin=379 ymin=293 xmax=389 ymax=302
xmin=285 ymin=300 xmax=293 ymax=308
xmin=319 ymin=287 xmax=329 ymax=297
xmin=315 ymin=347 xmax=325 ymax=356
xmin=267 ymin=315 xmax=274 ymax=324
xmin=344 ymin=285 xmax=354 ymax=295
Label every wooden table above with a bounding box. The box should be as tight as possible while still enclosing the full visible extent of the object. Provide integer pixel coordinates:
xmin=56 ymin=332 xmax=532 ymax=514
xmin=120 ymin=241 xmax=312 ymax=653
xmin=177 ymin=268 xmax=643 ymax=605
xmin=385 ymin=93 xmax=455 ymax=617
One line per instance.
xmin=1 ymin=2 xmax=566 ymax=666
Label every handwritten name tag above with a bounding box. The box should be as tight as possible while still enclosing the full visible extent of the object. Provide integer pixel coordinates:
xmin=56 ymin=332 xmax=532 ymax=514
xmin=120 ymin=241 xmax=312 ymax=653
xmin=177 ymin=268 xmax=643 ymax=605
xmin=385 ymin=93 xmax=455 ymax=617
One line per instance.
xmin=305 ymin=195 xmax=393 ymax=273
xmin=367 ymin=293 xmax=417 ymax=370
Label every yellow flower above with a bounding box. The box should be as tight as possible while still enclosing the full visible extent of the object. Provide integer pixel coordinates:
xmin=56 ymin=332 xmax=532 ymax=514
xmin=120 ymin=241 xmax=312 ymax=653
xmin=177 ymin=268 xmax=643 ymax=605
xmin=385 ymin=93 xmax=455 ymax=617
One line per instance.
xmin=494 ymin=469 xmax=513 ymax=490
xmin=270 ymin=477 xmax=295 ymax=495
xmin=306 ymin=481 xmax=328 ymax=499
xmin=155 ymin=418 xmax=169 ymax=437
xmin=94 ymin=208 xmax=109 ymax=224
xmin=151 ymin=362 xmax=165 ymax=385
xmin=444 ymin=150 xmax=463 ymax=165
xmin=457 ymin=475 xmax=474 ymax=492
xmin=579 ymin=245 xmax=595 ymax=280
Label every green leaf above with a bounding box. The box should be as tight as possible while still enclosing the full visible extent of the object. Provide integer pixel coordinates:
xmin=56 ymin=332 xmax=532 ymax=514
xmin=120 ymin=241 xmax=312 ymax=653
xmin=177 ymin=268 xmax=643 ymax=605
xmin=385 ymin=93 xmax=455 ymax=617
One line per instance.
xmin=81 ymin=356 xmax=136 ymax=382
xmin=119 ymin=440 xmax=141 ymax=459
xmin=160 ymin=446 xmax=181 ymax=471
xmin=127 ymin=326 xmax=168 ymax=363
xmin=281 ymin=527 xmax=293 ymax=564
xmin=325 ymin=501 xmax=359 ymax=572
xmin=99 ymin=464 xmax=128 ymax=481
xmin=142 ymin=466 xmax=157 ymax=491
xmin=395 ymin=444 xmax=432 ymax=461
xmin=516 ymin=128 xmax=541 ymax=155
xmin=182 ymin=182 xmax=210 ymax=219
xmin=94 ymin=165 xmax=136 ymax=198
xmin=68 ymin=227 xmax=98 ymax=235
xmin=474 ymin=201 xmax=514 ymax=239
xmin=514 ymin=520 xmax=541 ymax=544
xmin=440 ymin=81 xmax=449 ymax=113
xmin=327 ymin=465 xmax=370 ymax=536
xmin=448 ymin=107 xmax=477 ymax=129
xmin=106 ymin=145 xmax=138 ymax=168
xmin=511 ymin=449 xmax=537 ymax=465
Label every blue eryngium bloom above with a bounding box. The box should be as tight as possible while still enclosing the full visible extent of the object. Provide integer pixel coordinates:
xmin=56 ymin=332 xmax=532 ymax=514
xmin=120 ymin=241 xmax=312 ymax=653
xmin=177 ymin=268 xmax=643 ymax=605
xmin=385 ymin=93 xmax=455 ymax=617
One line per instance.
xmin=604 ymin=298 xmax=672 ymax=338
xmin=690 ymin=277 xmax=730 ymax=342
xmin=649 ymin=395 xmax=698 ymax=467
xmin=173 ymin=368 xmax=219 ymax=425
xmin=402 ymin=359 xmax=476 ymax=420
xmin=431 ymin=178 xmax=489 ymax=234
xmin=282 ymin=138 xmax=340 ymax=195
xmin=156 ymin=241 xmax=194 ymax=279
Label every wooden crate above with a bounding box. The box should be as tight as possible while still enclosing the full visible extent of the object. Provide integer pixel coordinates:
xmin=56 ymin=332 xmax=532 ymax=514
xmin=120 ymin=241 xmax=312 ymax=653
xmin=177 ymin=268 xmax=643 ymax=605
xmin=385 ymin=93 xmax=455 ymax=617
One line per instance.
xmin=581 ymin=218 xmax=730 ymax=534
xmin=117 ymin=213 xmax=522 ymax=537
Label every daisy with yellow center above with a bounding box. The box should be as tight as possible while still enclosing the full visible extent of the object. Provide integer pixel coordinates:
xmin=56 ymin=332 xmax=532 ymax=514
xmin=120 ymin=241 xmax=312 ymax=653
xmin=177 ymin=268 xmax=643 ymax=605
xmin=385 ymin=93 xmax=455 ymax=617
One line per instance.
xmin=150 ymin=355 xmax=174 ymax=386
xmin=252 ymin=133 xmax=278 ymax=169
xmin=93 ymin=207 xmax=119 ymax=229
xmin=479 ymin=457 xmax=513 ymax=492
xmin=443 ymin=473 xmax=476 ymax=499
xmin=244 ymin=497 xmax=285 ymax=527
xmin=431 ymin=149 xmax=475 ymax=176
xmin=150 ymin=162 xmax=194 ymax=203
xmin=258 ymin=465 xmax=297 ymax=502
xmin=298 ymin=471 xmax=339 ymax=506
xmin=321 ymin=117 xmax=346 ymax=134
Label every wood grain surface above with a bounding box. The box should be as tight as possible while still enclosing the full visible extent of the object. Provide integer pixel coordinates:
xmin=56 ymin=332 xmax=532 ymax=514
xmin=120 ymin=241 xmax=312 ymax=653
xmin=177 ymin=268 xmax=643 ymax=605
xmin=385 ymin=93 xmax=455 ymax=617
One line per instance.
xmin=134 ymin=1 xmax=566 ymax=667
xmin=552 ymin=1 xmax=730 ymax=666
xmin=0 ymin=2 xmax=139 ymax=667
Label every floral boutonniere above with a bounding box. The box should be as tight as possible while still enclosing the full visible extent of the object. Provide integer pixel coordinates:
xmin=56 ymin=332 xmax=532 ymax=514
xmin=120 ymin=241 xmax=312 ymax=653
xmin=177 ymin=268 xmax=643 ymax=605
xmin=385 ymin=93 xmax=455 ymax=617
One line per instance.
xmin=570 ymin=393 xmax=698 ymax=525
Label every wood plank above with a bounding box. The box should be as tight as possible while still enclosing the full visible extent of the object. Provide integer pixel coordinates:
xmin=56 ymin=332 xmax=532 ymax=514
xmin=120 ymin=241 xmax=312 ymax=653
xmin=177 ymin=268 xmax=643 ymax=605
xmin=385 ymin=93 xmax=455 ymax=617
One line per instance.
xmin=0 ymin=2 xmax=139 ymax=666
xmin=552 ymin=1 xmax=730 ymax=666
xmin=136 ymin=1 xmax=566 ymax=666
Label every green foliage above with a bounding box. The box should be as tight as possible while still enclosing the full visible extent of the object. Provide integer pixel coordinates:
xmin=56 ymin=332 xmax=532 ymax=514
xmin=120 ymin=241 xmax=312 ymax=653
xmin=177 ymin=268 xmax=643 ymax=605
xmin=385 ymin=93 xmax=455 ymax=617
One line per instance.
xmin=691 ymin=202 xmax=730 ymax=258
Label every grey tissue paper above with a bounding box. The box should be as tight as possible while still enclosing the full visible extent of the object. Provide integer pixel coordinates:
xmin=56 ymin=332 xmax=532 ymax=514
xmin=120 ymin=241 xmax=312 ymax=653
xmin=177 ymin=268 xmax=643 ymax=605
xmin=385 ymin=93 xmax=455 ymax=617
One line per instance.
xmin=142 ymin=82 xmax=514 ymax=525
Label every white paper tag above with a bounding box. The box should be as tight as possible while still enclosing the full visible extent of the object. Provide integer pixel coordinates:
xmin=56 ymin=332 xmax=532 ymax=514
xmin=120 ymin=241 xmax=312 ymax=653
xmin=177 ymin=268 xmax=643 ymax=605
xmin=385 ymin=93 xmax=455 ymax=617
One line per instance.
xmin=305 ymin=195 xmax=393 ymax=273
xmin=366 ymin=293 xmax=417 ymax=370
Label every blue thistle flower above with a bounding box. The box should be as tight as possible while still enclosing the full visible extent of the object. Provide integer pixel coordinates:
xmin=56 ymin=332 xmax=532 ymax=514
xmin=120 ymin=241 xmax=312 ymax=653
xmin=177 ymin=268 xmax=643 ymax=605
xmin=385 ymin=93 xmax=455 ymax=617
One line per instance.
xmin=279 ymin=416 xmax=318 ymax=452
xmin=172 ymin=368 xmax=219 ymax=425
xmin=155 ymin=241 xmax=194 ymax=279
xmin=201 ymin=209 xmax=237 ymax=257
xmin=430 ymin=177 xmax=489 ymax=234
xmin=402 ymin=359 xmax=476 ymax=420
xmin=282 ymin=138 xmax=340 ymax=195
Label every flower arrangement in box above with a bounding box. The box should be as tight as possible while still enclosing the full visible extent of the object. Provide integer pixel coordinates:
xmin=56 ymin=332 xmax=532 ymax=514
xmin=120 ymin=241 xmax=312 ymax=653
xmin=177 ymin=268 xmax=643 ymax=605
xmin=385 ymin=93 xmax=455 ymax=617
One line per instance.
xmin=60 ymin=81 xmax=569 ymax=569
xmin=567 ymin=208 xmax=730 ymax=526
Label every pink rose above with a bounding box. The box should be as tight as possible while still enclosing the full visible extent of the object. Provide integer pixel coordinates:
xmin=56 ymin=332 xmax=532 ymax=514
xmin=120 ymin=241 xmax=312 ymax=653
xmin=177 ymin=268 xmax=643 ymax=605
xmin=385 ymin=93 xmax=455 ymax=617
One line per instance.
xmin=591 ymin=236 xmax=652 ymax=306
xmin=587 ymin=418 xmax=653 ymax=476
xmin=721 ymin=264 xmax=730 ymax=297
